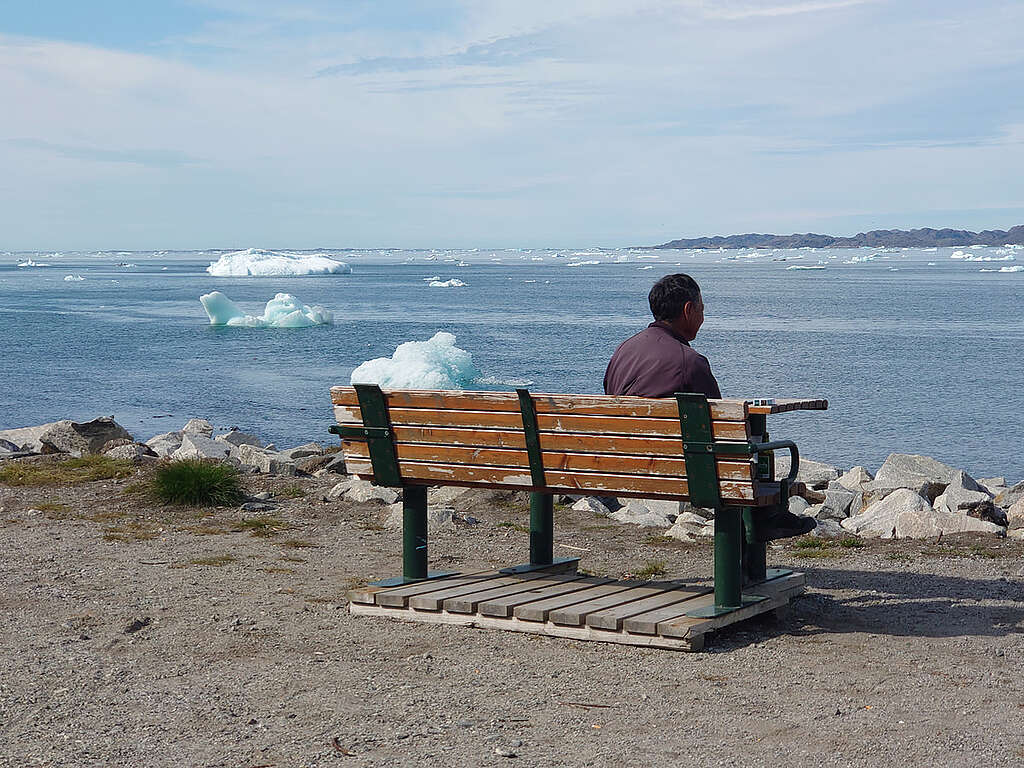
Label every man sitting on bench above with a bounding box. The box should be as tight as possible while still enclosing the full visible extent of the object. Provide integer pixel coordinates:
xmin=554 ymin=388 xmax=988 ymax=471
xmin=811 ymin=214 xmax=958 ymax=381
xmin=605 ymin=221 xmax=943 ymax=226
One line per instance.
xmin=604 ymin=273 xmax=815 ymax=541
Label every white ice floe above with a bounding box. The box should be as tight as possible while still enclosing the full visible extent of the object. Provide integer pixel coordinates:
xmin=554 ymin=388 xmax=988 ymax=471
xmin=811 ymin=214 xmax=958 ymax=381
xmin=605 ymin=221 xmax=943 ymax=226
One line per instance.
xmin=785 ymin=264 xmax=827 ymax=270
xmin=199 ymin=291 xmax=333 ymax=328
xmin=63 ymin=274 xmax=86 ymax=281
xmin=567 ymin=260 xmax=601 ymax=267
xmin=981 ymin=265 xmax=1024 ymax=273
xmin=351 ymin=332 xmax=482 ymax=389
xmin=638 ymin=265 xmax=653 ymax=270
xmin=17 ymin=259 xmax=49 ymax=267
xmin=206 ymin=248 xmax=352 ymax=277
xmin=429 ymin=278 xmax=466 ymax=287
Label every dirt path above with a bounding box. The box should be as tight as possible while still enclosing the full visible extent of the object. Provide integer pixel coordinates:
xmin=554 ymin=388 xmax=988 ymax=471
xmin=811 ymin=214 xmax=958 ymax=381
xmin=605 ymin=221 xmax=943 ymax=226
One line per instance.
xmin=2 ymin=468 xmax=1023 ymax=767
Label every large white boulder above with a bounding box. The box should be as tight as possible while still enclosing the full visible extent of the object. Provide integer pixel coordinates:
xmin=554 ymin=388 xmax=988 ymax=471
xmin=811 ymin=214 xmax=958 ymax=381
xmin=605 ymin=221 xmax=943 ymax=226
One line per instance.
xmin=995 ymin=481 xmax=1024 ymax=509
xmin=571 ymin=497 xmax=612 ymax=516
xmin=1006 ymin=498 xmax=1024 ymax=531
xmin=171 ymin=433 xmax=231 ymax=461
xmin=816 ymin=486 xmax=858 ymax=520
xmin=146 ymin=431 xmax=184 ymax=457
xmin=610 ymin=500 xmax=674 ymax=527
xmin=867 ymin=453 xmax=981 ymax=503
xmin=216 ymin=429 xmax=262 ymax=448
xmin=182 ymin=418 xmax=215 ymax=438
xmin=837 ymin=466 xmax=873 ymax=492
xmin=280 ymin=442 xmax=324 ymax=460
xmin=773 ymin=456 xmax=840 ymax=488
xmin=27 ymin=417 xmax=132 ymax=456
xmin=663 ymin=512 xmax=714 ymax=540
xmin=842 ymin=488 xmax=1005 ymax=538
xmin=344 ymin=478 xmax=400 ymax=505
xmin=233 ymin=443 xmax=296 ymax=475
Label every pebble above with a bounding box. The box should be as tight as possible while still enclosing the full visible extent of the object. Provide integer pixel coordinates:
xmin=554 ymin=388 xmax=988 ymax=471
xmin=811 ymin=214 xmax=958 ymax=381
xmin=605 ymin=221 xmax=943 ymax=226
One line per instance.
xmin=494 ymin=746 xmax=518 ymax=758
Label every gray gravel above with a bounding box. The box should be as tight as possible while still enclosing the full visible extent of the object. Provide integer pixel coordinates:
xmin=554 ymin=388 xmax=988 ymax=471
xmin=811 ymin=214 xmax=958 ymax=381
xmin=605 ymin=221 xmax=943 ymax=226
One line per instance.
xmin=2 ymin=471 xmax=1023 ymax=767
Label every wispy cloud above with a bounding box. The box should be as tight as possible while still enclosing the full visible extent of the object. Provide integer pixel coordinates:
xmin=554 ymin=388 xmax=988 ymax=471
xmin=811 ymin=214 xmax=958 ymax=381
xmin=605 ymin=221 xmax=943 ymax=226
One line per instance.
xmin=8 ymin=138 xmax=201 ymax=168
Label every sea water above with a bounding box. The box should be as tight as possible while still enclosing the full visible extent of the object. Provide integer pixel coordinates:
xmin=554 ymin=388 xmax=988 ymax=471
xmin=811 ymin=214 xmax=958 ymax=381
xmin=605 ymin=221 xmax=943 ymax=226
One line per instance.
xmin=1 ymin=246 xmax=1021 ymax=480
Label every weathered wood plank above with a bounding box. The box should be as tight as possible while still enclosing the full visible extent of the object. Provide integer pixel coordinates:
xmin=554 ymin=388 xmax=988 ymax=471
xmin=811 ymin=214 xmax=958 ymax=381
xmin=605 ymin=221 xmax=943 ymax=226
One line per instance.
xmin=342 ymin=441 xmax=756 ymax=481
xmin=477 ymin=576 xmax=616 ymax=618
xmin=549 ymin=581 xmax=700 ymax=627
xmin=513 ymin=581 xmax=643 ymax=622
xmin=445 ymin=575 xmax=589 ymax=614
xmin=334 ymin=405 xmax=750 ymax=441
xmin=372 ymin=571 xmax=501 ymax=608
xmin=342 ymin=459 xmax=762 ymax=502
xmin=331 ymin=387 xmax=750 ymax=421
xmin=407 ymin=571 xmax=554 ymax=611
xmin=584 ymin=585 xmax=712 ymax=630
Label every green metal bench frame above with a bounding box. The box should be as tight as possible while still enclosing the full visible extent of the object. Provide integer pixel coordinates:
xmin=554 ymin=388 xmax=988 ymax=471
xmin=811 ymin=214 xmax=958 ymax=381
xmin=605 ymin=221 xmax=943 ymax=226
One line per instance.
xmin=330 ymin=384 xmax=801 ymax=616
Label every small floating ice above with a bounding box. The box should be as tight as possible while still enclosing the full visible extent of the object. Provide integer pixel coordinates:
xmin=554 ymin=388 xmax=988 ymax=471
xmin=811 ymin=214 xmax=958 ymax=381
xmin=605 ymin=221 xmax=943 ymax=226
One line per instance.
xmin=206 ymin=248 xmax=352 ymax=277
xmin=17 ymin=259 xmax=49 ymax=267
xmin=428 ymin=278 xmax=466 ymax=288
xmin=638 ymin=265 xmax=653 ymax=270
xmin=785 ymin=264 xmax=827 ymax=270
xmin=351 ymin=332 xmax=482 ymax=389
xmin=63 ymin=274 xmax=86 ymax=282
xmin=199 ymin=291 xmax=333 ymax=328
xmin=567 ymin=260 xmax=601 ymax=267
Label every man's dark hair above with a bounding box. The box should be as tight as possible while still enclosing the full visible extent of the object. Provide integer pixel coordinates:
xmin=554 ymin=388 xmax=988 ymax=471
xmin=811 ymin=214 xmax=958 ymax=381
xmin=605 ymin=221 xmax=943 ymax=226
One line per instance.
xmin=648 ymin=273 xmax=701 ymax=321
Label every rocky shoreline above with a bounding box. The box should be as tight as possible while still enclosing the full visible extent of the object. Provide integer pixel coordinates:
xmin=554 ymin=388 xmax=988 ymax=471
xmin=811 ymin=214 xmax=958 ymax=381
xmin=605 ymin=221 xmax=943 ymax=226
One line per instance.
xmin=2 ymin=415 xmax=1020 ymax=544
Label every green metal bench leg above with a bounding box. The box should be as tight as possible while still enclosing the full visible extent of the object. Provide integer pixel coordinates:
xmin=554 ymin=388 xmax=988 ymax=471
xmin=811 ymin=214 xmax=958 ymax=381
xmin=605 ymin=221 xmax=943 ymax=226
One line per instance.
xmin=530 ymin=492 xmax=554 ymax=566
xmin=403 ymin=485 xmax=428 ymax=580
xmin=714 ymin=505 xmax=743 ymax=608
xmin=742 ymin=507 xmax=767 ymax=583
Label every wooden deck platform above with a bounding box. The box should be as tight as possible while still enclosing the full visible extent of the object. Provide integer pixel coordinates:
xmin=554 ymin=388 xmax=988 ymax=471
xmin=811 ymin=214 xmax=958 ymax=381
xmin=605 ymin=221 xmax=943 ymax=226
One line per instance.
xmin=347 ymin=567 xmax=805 ymax=651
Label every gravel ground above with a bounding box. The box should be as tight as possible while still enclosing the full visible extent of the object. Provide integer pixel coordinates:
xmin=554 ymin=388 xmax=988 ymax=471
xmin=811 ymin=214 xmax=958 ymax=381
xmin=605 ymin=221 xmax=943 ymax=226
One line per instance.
xmin=2 ymin=463 xmax=1023 ymax=768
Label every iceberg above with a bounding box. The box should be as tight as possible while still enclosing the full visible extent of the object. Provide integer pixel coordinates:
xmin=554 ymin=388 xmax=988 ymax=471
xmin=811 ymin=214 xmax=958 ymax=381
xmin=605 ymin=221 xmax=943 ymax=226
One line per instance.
xmin=428 ymin=278 xmax=466 ymax=287
xmin=351 ymin=332 xmax=482 ymax=389
xmin=63 ymin=274 xmax=86 ymax=281
xmin=199 ymin=291 xmax=333 ymax=328
xmin=17 ymin=259 xmax=48 ymax=267
xmin=206 ymin=248 xmax=352 ymax=277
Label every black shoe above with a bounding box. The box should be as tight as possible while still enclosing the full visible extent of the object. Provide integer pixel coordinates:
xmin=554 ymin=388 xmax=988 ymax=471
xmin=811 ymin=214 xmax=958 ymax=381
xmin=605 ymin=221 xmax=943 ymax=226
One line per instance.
xmin=755 ymin=510 xmax=817 ymax=542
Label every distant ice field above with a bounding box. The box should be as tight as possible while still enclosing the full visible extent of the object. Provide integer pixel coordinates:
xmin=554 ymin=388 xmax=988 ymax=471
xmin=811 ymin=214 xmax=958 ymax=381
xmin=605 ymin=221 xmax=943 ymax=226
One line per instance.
xmin=1 ymin=246 xmax=1022 ymax=480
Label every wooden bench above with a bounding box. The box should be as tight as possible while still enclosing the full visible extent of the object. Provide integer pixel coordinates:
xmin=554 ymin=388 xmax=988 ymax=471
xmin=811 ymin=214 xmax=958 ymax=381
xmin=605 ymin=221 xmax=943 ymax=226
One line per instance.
xmin=329 ymin=385 xmax=826 ymax=650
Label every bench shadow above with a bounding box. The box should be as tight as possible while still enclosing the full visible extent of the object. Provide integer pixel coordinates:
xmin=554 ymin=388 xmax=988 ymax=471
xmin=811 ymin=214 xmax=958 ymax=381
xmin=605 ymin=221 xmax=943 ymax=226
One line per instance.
xmin=707 ymin=566 xmax=1024 ymax=651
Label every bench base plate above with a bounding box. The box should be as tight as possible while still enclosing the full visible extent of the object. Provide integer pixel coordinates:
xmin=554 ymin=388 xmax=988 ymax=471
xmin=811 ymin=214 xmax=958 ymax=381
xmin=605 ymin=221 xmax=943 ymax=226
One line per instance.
xmin=347 ymin=566 xmax=804 ymax=652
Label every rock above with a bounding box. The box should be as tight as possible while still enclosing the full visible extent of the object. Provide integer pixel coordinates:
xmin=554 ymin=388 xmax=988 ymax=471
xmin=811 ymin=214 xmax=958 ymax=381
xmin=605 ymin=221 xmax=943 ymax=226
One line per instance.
xmin=977 ymin=476 xmax=1005 ymax=488
xmin=101 ymin=437 xmax=134 ymax=452
xmin=868 ymin=453 xmax=981 ymax=502
xmin=789 ymin=496 xmax=810 ymax=516
xmin=773 ymin=456 xmax=840 ymax=489
xmin=326 ymin=477 xmax=360 ymax=500
xmin=610 ymin=500 xmax=674 ymax=527
xmin=232 ymin=443 xmax=296 ymax=475
xmin=812 ymin=519 xmax=845 ymax=538
xmin=816 ymin=486 xmax=858 ymax=521
xmin=37 ymin=417 xmax=132 ymax=456
xmin=293 ymin=454 xmax=334 ymax=474
xmin=240 ymin=501 xmax=277 ymax=512
xmin=664 ymin=512 xmax=714 ymax=540
xmin=171 ymin=433 xmax=232 ymax=461
xmin=934 ymin=478 xmax=997 ymax=516
xmin=0 ymin=438 xmax=20 ymax=453
xmin=146 ymin=431 xmax=184 ymax=457
xmin=571 ymin=497 xmax=611 ymax=516
xmin=1008 ymin=498 xmax=1024 ymax=530
xmin=994 ymin=481 xmax=1024 ymax=509
xmin=281 ymin=442 xmax=323 ymax=460
xmin=842 ymin=488 xmax=1005 ymax=538
xmin=635 ymin=498 xmax=682 ymax=523
xmin=216 ymin=429 xmax=262 ymax=448
xmin=837 ymin=466 xmax=873 ymax=492
xmin=323 ymin=453 xmax=348 ymax=474
xmin=344 ymin=478 xmax=400 ymax=505
xmin=380 ymin=502 xmax=404 ymax=529
xmin=428 ymin=486 xmax=471 ymax=506
xmin=182 ymin=418 xmax=214 ymax=437
xmin=103 ymin=443 xmax=154 ymax=463
xmin=0 ymin=423 xmax=57 ymax=453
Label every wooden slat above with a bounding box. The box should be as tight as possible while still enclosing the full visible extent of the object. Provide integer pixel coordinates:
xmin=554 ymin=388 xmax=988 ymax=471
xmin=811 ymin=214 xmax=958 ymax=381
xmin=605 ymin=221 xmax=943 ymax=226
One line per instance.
xmin=334 ymin=405 xmax=750 ymax=441
xmin=343 ymin=458 xmax=760 ymax=502
xmin=407 ymin=571 xmax=554 ymax=611
xmin=445 ymin=575 xmax=588 ymax=614
xmin=342 ymin=441 xmax=755 ymax=481
xmin=747 ymin=398 xmax=828 ymax=414
xmin=372 ymin=571 xmax=501 ymax=608
xmin=331 ymin=387 xmax=749 ymax=421
xmin=514 ymin=581 xmax=641 ymax=622
xmin=348 ymin=425 xmax=731 ymax=458
xmin=549 ymin=582 xmax=701 ymax=627
xmin=585 ymin=585 xmax=712 ymax=630
xmin=477 ymin=576 xmax=616 ymax=618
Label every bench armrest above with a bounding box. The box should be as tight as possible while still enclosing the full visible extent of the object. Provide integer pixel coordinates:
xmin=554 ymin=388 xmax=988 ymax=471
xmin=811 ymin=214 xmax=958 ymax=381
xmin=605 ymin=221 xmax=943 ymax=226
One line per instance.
xmin=750 ymin=439 xmax=800 ymax=484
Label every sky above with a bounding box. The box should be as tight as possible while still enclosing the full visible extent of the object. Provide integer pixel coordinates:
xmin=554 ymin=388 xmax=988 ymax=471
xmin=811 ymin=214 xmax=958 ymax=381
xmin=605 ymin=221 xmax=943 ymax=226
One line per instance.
xmin=2 ymin=0 xmax=1023 ymax=249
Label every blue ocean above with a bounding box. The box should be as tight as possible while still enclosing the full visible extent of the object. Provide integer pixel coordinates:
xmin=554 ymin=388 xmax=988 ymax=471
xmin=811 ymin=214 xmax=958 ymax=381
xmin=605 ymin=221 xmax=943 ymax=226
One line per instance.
xmin=1 ymin=246 xmax=1021 ymax=480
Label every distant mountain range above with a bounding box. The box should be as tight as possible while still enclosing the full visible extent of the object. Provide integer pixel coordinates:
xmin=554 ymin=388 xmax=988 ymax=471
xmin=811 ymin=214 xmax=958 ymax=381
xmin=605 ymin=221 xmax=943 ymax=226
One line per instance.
xmin=651 ymin=224 xmax=1024 ymax=250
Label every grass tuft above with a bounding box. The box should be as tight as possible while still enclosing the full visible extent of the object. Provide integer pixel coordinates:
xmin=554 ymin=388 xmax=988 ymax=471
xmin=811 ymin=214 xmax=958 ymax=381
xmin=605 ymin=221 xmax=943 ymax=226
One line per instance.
xmin=188 ymin=554 xmax=236 ymax=567
xmin=633 ymin=559 xmax=668 ymax=578
xmin=237 ymin=516 xmax=287 ymax=537
xmin=0 ymin=455 xmax=134 ymax=487
xmin=151 ymin=460 xmax=244 ymax=507
xmin=276 ymin=484 xmax=307 ymax=499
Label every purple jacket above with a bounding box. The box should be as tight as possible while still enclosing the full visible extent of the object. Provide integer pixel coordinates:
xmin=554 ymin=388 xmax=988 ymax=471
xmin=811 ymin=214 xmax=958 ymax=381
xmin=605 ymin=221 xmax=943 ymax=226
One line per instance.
xmin=603 ymin=322 xmax=721 ymax=399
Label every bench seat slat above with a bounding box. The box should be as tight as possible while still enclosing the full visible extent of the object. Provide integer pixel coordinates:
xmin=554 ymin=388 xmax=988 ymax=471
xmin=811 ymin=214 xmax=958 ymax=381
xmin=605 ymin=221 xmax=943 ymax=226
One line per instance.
xmin=334 ymin=405 xmax=750 ymax=441
xmin=343 ymin=458 xmax=762 ymax=502
xmin=331 ymin=387 xmax=749 ymax=421
xmin=342 ymin=440 xmax=755 ymax=481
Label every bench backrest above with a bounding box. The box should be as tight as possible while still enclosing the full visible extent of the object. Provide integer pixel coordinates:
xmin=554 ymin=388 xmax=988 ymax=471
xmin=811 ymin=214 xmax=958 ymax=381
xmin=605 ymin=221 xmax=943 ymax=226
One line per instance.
xmin=330 ymin=386 xmax=771 ymax=505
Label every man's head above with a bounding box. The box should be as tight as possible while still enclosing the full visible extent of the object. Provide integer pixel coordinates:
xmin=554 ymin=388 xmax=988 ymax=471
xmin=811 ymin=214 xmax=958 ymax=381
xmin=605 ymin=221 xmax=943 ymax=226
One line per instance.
xmin=648 ymin=273 xmax=705 ymax=341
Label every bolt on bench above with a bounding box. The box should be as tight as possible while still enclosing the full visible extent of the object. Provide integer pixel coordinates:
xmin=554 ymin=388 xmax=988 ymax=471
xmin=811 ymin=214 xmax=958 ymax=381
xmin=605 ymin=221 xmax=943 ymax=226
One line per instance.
xmin=330 ymin=385 xmax=827 ymax=651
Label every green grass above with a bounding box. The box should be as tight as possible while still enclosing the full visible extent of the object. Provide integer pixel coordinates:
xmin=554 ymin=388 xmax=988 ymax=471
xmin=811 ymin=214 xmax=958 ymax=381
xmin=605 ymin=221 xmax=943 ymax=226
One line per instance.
xmin=633 ymin=559 xmax=667 ymax=578
xmin=277 ymin=484 xmax=307 ymax=499
xmin=237 ymin=516 xmax=287 ymax=537
xmin=496 ymin=520 xmax=530 ymax=534
xmin=790 ymin=535 xmax=865 ymax=559
xmin=150 ymin=460 xmax=244 ymax=506
xmin=280 ymin=539 xmax=318 ymax=549
xmin=0 ymin=455 xmax=134 ymax=487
